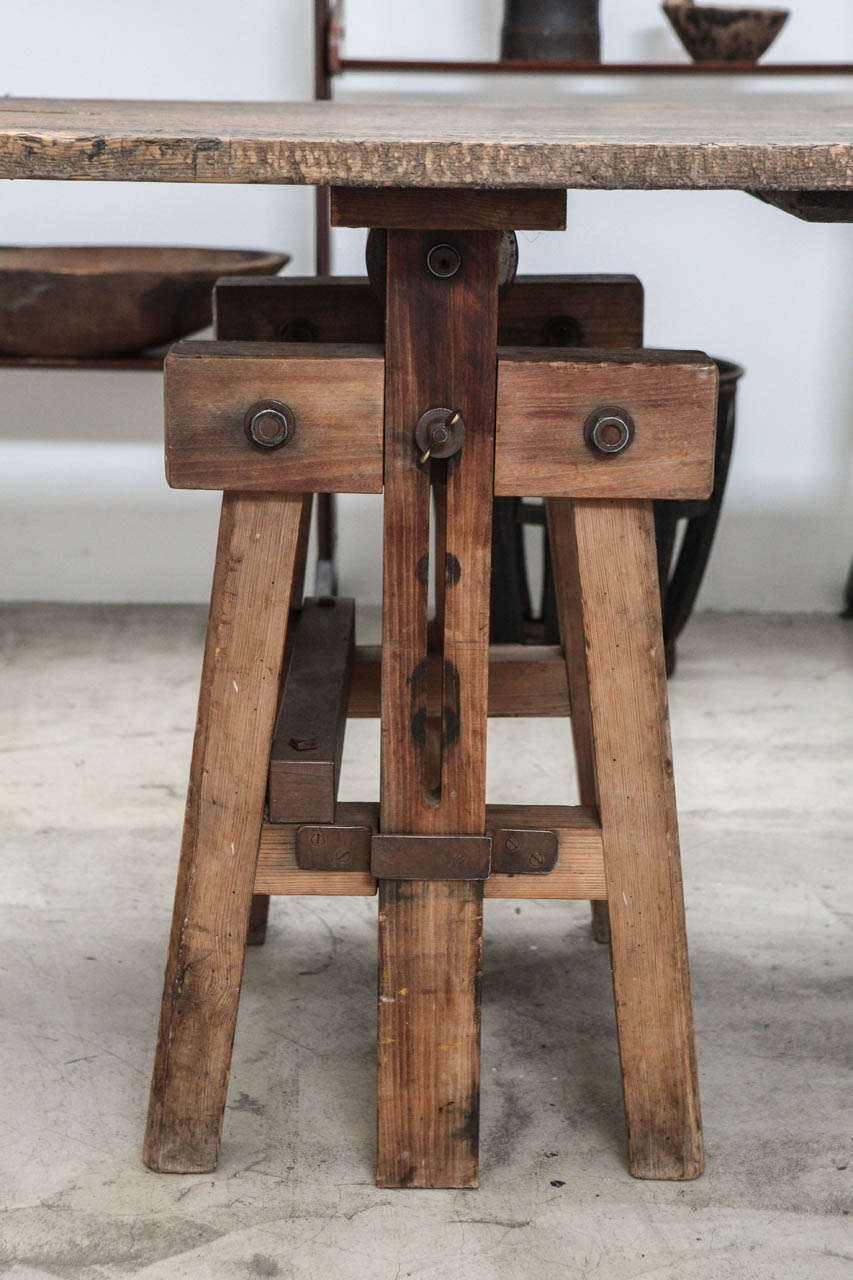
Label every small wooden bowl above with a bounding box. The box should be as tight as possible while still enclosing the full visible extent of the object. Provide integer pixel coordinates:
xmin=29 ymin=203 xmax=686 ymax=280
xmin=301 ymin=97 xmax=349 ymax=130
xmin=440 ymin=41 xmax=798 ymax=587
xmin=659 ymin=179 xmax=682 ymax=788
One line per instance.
xmin=662 ymin=4 xmax=790 ymax=63
xmin=0 ymin=246 xmax=289 ymax=358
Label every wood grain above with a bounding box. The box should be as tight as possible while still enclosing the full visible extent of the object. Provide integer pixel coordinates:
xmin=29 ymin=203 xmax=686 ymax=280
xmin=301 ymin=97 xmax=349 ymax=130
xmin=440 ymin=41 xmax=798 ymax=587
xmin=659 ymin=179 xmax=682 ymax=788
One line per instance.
xmin=254 ymin=804 xmax=605 ymax=899
xmin=164 ymin=341 xmax=384 ymax=493
xmin=268 ymin=597 xmax=355 ymax=824
xmin=495 ymin=349 xmax=719 ymax=499
xmin=213 ymin=273 xmax=644 ymax=349
xmin=144 ymin=491 xmax=306 ymax=1173
xmin=347 ymin=644 xmax=570 ymax=718
xmin=330 ymin=186 xmax=566 ymax=228
xmin=377 ymin=228 xmax=500 ymax=1188
xmin=1 ymin=96 xmax=850 ymax=191
xmin=572 ymin=499 xmax=703 ymax=1180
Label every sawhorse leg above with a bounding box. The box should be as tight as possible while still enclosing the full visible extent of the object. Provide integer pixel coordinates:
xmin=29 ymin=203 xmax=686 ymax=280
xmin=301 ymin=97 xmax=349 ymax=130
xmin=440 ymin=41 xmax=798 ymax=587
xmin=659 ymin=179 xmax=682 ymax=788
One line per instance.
xmin=549 ymin=496 xmax=703 ymax=1179
xmin=144 ymin=491 xmax=309 ymax=1173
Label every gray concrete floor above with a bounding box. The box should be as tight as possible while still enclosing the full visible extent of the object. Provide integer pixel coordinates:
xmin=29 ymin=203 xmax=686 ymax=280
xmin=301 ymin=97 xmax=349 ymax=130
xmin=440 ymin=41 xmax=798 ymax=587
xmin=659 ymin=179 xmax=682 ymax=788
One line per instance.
xmin=0 ymin=606 xmax=850 ymax=1279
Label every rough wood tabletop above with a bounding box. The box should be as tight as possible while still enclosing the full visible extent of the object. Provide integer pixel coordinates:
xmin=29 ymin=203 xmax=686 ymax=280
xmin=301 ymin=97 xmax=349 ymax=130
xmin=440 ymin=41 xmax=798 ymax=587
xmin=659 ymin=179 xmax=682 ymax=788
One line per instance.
xmin=0 ymin=94 xmax=850 ymax=189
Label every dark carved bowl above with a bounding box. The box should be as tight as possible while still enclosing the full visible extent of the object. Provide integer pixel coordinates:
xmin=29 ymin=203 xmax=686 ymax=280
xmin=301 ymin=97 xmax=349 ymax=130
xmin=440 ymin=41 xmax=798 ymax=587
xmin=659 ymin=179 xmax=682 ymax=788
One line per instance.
xmin=662 ymin=4 xmax=790 ymax=62
xmin=0 ymin=246 xmax=290 ymax=358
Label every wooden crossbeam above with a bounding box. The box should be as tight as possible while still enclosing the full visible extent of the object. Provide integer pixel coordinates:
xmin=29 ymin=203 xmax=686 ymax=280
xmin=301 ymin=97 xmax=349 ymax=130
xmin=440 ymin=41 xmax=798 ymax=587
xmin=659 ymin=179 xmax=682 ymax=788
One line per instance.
xmin=268 ymin=597 xmax=354 ymax=823
xmin=495 ymin=348 xmax=719 ymax=500
xmin=164 ymin=340 xmax=384 ymax=492
xmin=213 ymin=273 xmax=643 ymax=348
xmin=347 ymin=644 xmax=570 ymax=718
xmin=254 ymin=803 xmax=605 ymax=899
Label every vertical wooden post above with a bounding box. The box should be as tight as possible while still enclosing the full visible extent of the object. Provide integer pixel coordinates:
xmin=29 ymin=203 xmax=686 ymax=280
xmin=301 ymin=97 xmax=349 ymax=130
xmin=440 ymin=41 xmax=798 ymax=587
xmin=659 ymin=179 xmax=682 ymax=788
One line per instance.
xmin=377 ymin=228 xmax=500 ymax=1188
xmin=144 ymin=491 xmax=307 ymax=1173
xmin=559 ymin=497 xmax=704 ymax=1180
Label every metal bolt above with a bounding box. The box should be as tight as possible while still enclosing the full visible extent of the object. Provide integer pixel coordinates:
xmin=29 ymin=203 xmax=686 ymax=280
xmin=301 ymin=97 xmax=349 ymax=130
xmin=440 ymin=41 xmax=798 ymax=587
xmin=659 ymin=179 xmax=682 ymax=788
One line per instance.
xmin=527 ymin=850 xmax=546 ymax=870
xmin=426 ymin=243 xmax=461 ymax=279
xmin=415 ymin=407 xmax=465 ymax=463
xmin=505 ymin=836 xmax=520 ymax=854
xmin=290 ymin=736 xmax=319 ymax=752
xmin=244 ymin=400 xmax=295 ymax=450
xmin=584 ymin=405 xmax=635 ymax=456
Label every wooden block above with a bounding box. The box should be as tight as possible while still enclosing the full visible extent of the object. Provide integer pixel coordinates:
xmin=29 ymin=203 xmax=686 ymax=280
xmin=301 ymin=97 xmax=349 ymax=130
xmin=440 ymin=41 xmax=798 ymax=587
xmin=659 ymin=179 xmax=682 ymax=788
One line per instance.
xmin=143 ymin=491 xmax=306 ymax=1174
xmin=254 ymin=803 xmax=605 ymax=900
xmin=268 ymin=597 xmax=355 ymax=824
xmin=214 ymin=276 xmax=385 ymax=343
xmin=213 ymin=274 xmax=642 ymax=348
xmin=346 ymin=644 xmax=570 ymax=718
xmin=331 ymin=186 xmax=567 ymax=229
xmin=495 ymin=348 xmax=719 ymax=500
xmin=164 ymin=340 xmax=384 ymax=492
xmin=499 ymin=275 xmax=643 ymax=348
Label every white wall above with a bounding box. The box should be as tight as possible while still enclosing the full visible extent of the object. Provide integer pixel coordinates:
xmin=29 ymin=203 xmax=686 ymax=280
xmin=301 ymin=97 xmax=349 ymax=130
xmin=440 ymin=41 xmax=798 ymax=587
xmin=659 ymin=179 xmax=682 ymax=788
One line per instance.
xmin=1 ymin=1 xmax=851 ymax=610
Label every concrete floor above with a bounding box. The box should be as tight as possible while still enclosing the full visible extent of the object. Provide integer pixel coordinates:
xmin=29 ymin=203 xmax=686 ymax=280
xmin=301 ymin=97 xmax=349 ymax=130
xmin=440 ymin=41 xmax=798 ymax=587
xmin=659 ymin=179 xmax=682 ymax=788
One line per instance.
xmin=0 ymin=606 xmax=850 ymax=1279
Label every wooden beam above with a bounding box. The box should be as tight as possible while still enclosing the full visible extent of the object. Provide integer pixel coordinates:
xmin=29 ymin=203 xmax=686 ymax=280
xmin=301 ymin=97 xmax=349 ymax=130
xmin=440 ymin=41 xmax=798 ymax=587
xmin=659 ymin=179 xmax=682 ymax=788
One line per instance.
xmin=268 ymin=597 xmax=355 ymax=824
xmin=331 ymin=186 xmax=567 ymax=229
xmin=254 ymin=803 xmax=605 ymax=899
xmin=164 ymin=340 xmax=384 ymax=493
xmin=495 ymin=348 xmax=719 ymax=500
xmin=213 ymin=273 xmax=643 ymax=348
xmin=143 ymin=492 xmax=307 ymax=1174
xmin=347 ymin=644 xmax=570 ymax=718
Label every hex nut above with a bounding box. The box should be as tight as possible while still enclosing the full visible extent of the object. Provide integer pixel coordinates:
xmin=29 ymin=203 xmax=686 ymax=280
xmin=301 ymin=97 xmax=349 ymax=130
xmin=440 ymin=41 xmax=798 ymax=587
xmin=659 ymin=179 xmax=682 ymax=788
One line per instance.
xmin=244 ymin=400 xmax=295 ymax=450
xmin=584 ymin=405 xmax=635 ymax=456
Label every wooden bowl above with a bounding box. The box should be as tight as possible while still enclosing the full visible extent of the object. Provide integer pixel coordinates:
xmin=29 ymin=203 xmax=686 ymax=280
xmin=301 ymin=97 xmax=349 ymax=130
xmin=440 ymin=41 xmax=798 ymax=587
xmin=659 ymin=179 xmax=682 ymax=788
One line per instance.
xmin=662 ymin=4 xmax=789 ymax=62
xmin=0 ymin=246 xmax=289 ymax=358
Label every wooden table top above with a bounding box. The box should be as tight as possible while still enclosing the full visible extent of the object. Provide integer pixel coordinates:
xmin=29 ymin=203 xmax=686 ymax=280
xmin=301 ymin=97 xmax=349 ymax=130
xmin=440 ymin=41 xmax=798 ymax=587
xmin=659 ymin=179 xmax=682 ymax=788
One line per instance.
xmin=1 ymin=94 xmax=851 ymax=190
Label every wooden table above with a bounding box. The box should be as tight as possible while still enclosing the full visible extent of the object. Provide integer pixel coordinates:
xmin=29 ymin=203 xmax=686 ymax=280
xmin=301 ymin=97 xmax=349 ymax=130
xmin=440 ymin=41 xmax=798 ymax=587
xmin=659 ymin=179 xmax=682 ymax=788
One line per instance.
xmin=1 ymin=94 xmax=851 ymax=192
xmin=3 ymin=92 xmax=850 ymax=1189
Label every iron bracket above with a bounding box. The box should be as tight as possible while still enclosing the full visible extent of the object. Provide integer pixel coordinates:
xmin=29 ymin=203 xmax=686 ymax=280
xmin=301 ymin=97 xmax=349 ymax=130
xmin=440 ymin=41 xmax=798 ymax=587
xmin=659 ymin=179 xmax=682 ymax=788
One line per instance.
xmin=294 ymin=820 xmax=558 ymax=880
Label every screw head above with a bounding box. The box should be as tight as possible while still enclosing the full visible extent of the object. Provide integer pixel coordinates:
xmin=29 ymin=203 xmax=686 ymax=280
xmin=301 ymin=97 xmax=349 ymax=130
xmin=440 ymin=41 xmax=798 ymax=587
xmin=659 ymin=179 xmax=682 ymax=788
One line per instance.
xmin=244 ymin=400 xmax=295 ymax=450
xmin=584 ymin=405 xmax=635 ymax=456
xmin=426 ymin=243 xmax=461 ymax=279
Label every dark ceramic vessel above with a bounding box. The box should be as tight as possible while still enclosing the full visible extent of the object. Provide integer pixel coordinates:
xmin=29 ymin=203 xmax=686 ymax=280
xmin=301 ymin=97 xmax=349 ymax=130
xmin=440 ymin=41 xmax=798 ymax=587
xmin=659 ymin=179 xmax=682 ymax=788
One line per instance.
xmin=662 ymin=4 xmax=790 ymax=63
xmin=0 ymin=246 xmax=289 ymax=357
xmin=501 ymin=0 xmax=601 ymax=62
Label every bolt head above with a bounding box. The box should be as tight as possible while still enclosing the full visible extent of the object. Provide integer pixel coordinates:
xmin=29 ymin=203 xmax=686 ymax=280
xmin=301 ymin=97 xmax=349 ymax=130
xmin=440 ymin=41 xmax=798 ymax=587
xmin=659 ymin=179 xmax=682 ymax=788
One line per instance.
xmin=584 ymin=405 xmax=635 ymax=456
xmin=244 ymin=400 xmax=295 ymax=450
xmin=426 ymin=243 xmax=461 ymax=279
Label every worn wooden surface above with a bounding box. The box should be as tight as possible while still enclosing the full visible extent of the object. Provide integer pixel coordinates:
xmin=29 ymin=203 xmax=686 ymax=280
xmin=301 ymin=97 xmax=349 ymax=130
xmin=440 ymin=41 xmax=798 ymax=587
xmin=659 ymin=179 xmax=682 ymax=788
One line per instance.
xmin=214 ymin=274 xmax=644 ymax=349
xmin=495 ymin=349 xmax=719 ymax=500
xmin=254 ymin=803 xmax=605 ymax=899
xmin=268 ymin=597 xmax=355 ymax=824
xmin=164 ymin=341 xmax=384 ymax=493
xmin=330 ymin=186 xmax=566 ymax=228
xmin=144 ymin=491 xmax=306 ymax=1174
xmin=347 ymin=644 xmax=570 ymax=718
xmin=377 ymin=228 xmax=500 ymax=1188
xmin=571 ymin=499 xmax=703 ymax=1179
xmin=1 ymin=96 xmax=850 ymax=190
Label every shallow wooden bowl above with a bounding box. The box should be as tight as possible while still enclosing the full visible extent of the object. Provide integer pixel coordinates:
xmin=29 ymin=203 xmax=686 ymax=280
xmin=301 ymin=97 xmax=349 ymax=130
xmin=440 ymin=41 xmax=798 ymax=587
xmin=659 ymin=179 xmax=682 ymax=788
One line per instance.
xmin=662 ymin=3 xmax=789 ymax=62
xmin=0 ymin=246 xmax=289 ymax=358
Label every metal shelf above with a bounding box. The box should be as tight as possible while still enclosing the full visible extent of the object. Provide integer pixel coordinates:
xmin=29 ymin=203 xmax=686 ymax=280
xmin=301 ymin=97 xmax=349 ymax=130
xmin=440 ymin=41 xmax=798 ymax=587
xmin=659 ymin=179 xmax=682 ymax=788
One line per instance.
xmin=334 ymin=58 xmax=853 ymax=76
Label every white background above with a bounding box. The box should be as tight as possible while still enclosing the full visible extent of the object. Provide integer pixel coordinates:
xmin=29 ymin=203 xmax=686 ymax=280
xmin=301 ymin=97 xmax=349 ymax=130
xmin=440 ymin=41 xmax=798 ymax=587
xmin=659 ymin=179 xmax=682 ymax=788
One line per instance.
xmin=1 ymin=0 xmax=851 ymax=609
